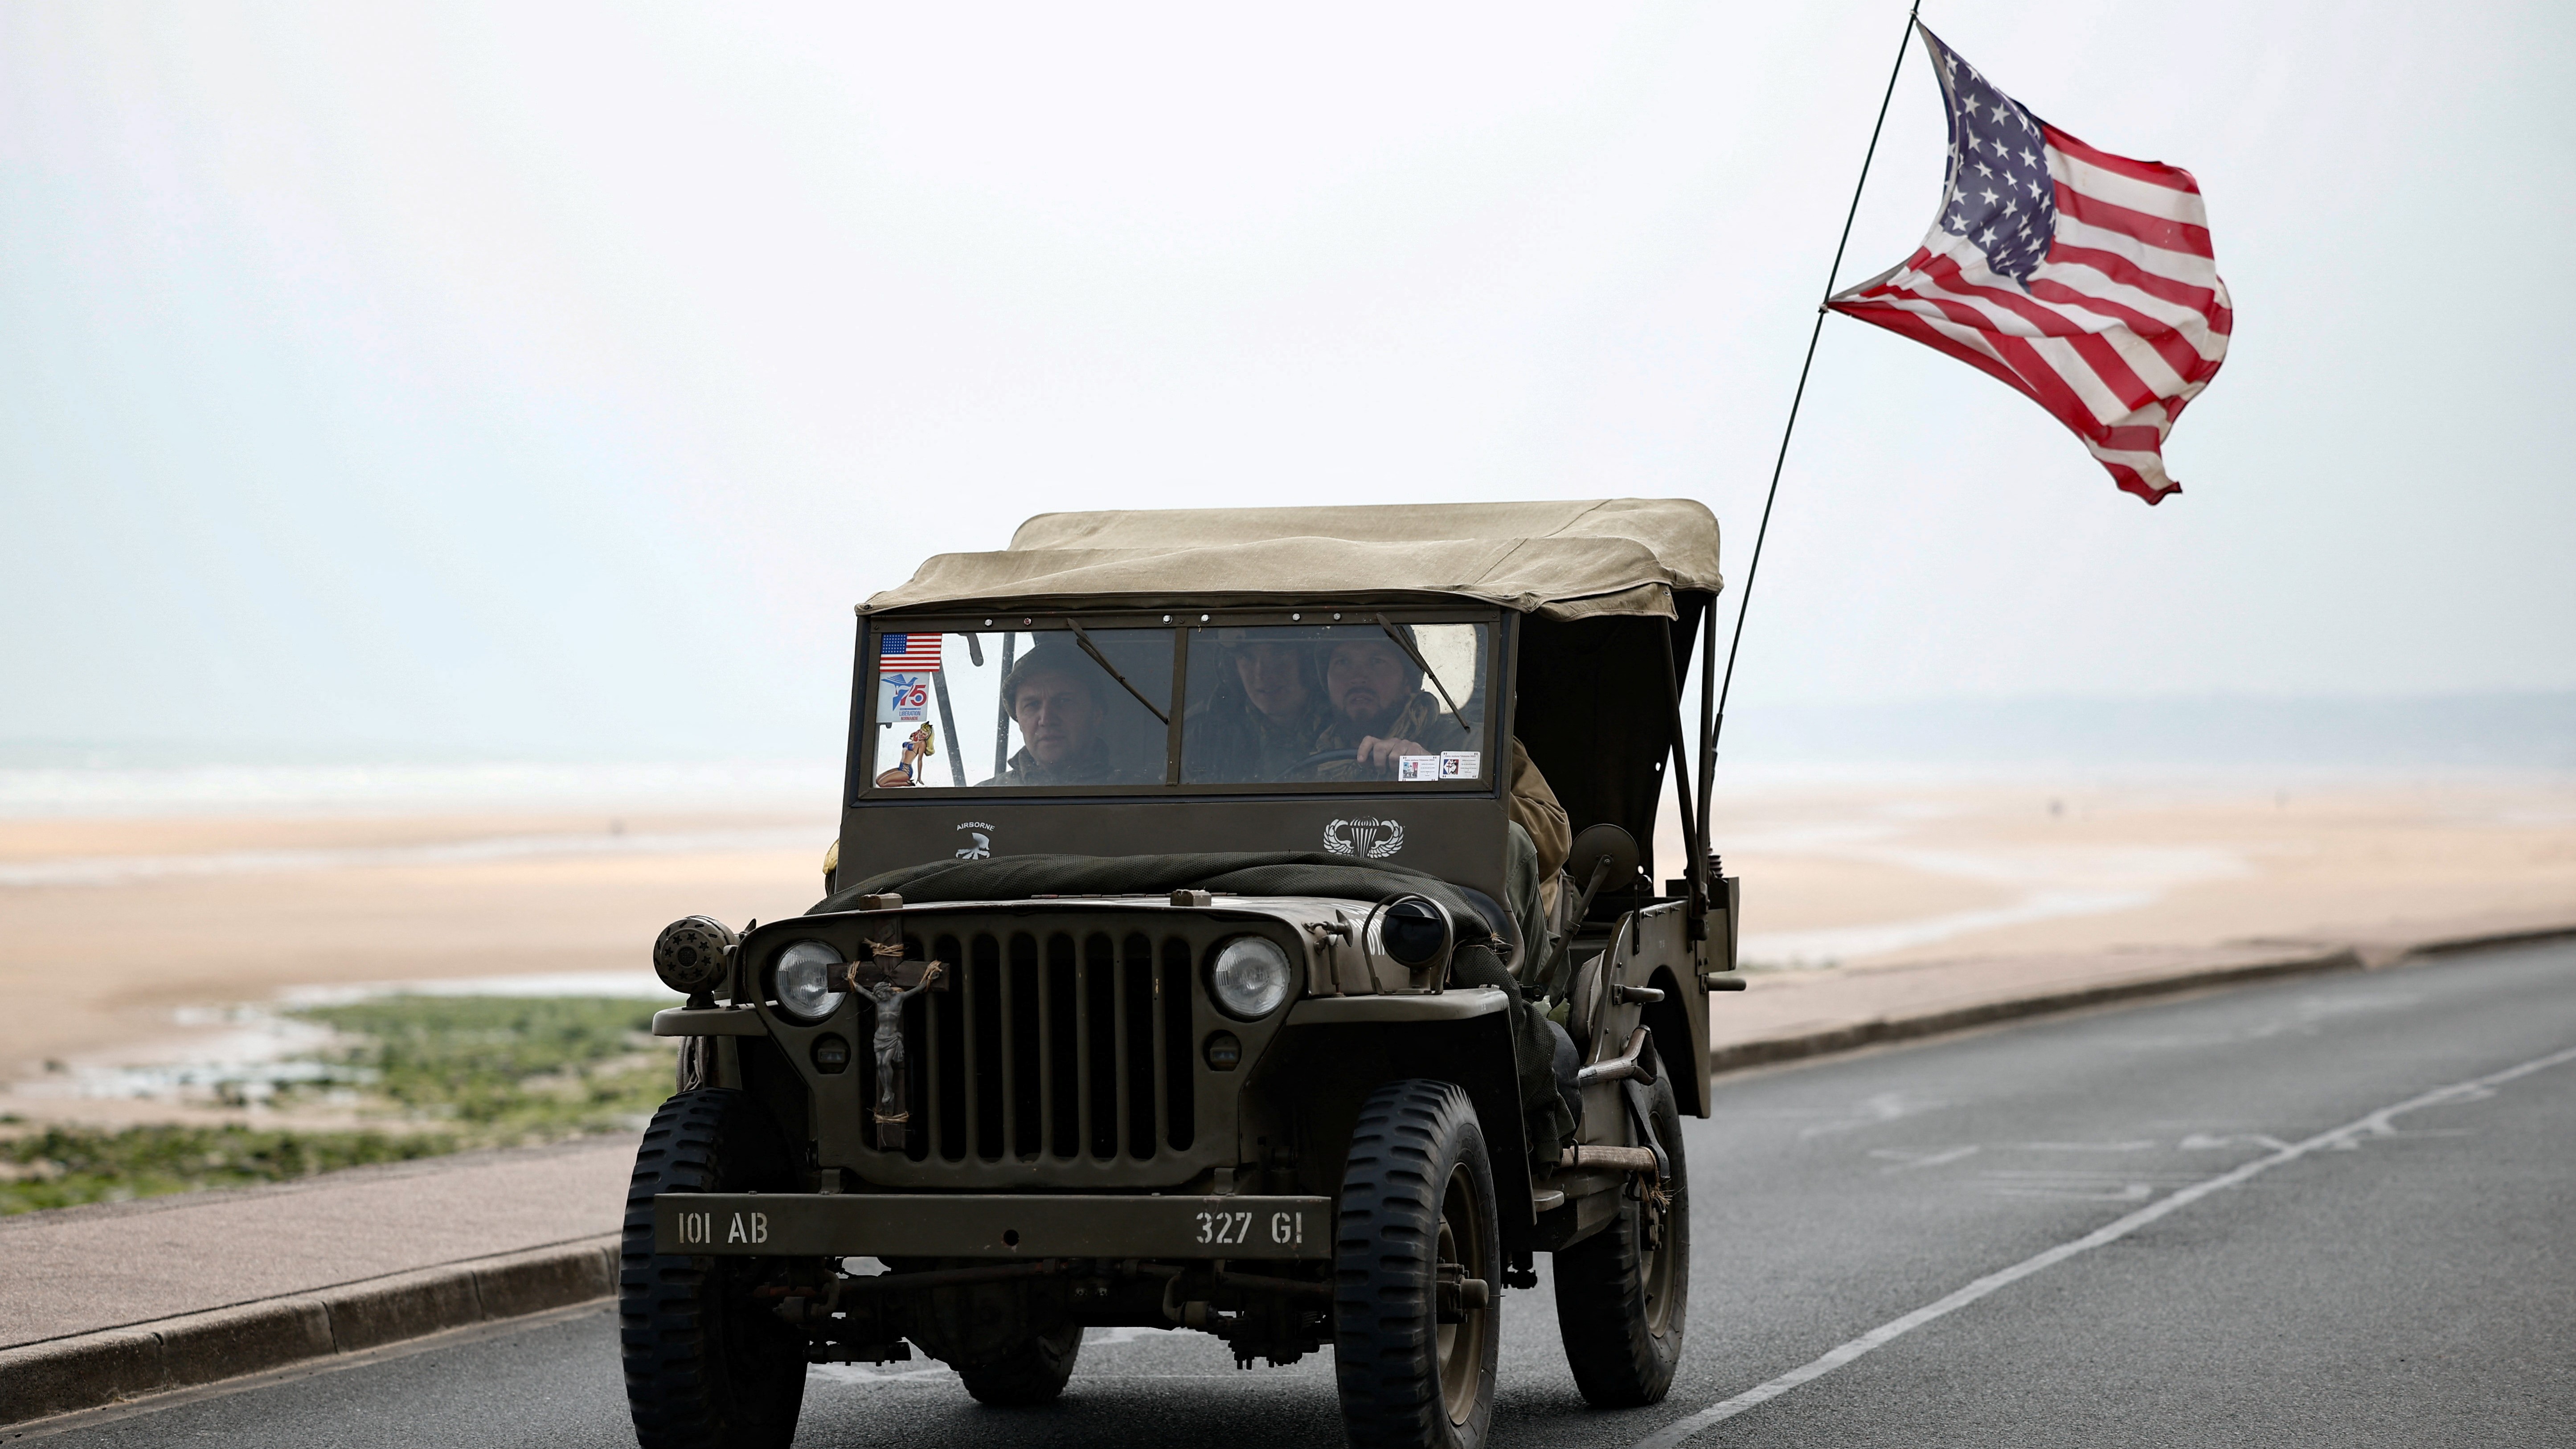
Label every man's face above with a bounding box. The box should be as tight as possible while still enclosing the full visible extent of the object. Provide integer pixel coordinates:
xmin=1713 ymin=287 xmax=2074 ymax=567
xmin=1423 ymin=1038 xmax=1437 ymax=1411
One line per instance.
xmin=1233 ymin=644 xmax=1311 ymax=720
xmin=1012 ymin=669 xmax=1100 ymax=765
xmin=1327 ymin=640 xmax=1412 ymax=729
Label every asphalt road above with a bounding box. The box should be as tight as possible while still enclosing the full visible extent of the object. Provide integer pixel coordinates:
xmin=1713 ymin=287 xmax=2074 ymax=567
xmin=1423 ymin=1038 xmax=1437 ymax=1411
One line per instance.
xmin=28 ymin=938 xmax=2576 ymax=1448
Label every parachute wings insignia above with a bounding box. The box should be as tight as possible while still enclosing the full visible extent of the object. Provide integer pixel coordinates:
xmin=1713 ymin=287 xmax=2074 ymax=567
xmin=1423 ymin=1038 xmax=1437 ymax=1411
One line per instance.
xmin=1323 ymin=818 xmax=1405 ymax=859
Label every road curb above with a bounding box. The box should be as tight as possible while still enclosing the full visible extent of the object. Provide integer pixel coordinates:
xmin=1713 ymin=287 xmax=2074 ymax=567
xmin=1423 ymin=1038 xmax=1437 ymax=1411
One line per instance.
xmin=2397 ymin=921 xmax=2576 ymax=960
xmin=1710 ymin=921 xmax=2576 ymax=1077
xmin=0 ymin=1236 xmax=618 ymax=1429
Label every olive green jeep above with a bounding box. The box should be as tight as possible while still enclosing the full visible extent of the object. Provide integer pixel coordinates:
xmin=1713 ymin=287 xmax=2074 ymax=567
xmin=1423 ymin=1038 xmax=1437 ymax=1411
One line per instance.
xmin=622 ymin=500 xmax=1742 ymax=1449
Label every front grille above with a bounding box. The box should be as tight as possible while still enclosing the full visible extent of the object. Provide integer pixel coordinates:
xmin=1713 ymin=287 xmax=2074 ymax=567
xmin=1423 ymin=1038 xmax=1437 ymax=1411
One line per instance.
xmin=891 ymin=927 xmax=1198 ymax=1166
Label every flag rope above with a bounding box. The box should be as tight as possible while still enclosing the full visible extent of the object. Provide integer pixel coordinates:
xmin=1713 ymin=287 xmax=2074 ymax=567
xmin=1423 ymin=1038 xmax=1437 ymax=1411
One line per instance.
xmin=1708 ymin=0 xmax=1923 ymax=764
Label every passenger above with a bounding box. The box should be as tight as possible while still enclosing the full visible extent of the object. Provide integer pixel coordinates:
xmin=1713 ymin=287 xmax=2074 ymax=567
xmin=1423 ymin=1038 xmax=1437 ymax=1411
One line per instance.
xmin=1503 ymin=748 xmax=1569 ymax=990
xmin=993 ymin=643 xmax=1138 ymax=786
xmin=1183 ymin=636 xmax=1331 ymax=782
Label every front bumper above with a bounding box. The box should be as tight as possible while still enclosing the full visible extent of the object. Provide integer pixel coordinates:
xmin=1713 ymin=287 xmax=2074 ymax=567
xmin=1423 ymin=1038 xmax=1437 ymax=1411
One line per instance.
xmin=654 ymin=1192 xmax=1333 ymax=1261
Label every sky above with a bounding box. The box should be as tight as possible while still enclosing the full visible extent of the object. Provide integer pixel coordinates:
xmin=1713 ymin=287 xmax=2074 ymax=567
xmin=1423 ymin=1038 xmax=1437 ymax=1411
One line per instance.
xmin=2 ymin=1 xmax=2570 ymax=763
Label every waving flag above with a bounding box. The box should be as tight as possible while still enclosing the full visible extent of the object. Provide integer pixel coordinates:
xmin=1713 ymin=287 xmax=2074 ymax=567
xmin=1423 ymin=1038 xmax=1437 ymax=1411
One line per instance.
xmin=1828 ymin=26 xmax=2231 ymax=503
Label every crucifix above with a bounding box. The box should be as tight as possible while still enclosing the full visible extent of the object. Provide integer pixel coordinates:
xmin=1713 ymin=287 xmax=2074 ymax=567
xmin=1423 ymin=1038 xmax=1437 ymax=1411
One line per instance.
xmin=840 ymin=931 xmax=949 ymax=1152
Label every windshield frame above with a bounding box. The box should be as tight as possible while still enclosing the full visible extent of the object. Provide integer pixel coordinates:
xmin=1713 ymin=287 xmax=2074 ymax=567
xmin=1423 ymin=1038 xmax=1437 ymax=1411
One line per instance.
xmin=846 ymin=605 xmax=1510 ymax=803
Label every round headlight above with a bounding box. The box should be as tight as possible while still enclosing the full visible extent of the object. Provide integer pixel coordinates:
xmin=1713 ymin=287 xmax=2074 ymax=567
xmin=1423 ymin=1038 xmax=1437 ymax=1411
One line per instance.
xmin=1376 ymin=896 xmax=1452 ymax=969
xmin=770 ymin=941 xmax=848 ymax=1023
xmin=1208 ymin=936 xmax=1294 ymax=1020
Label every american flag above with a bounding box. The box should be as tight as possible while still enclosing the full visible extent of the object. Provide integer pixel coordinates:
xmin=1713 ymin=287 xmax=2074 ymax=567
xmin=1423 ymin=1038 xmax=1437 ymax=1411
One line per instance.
xmin=1827 ymin=25 xmax=2231 ymax=504
xmin=879 ymin=633 xmax=942 ymax=670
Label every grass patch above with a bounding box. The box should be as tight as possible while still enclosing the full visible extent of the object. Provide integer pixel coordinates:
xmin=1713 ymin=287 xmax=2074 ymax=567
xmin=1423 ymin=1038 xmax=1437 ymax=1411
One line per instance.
xmin=290 ymin=994 xmax=680 ymax=1138
xmin=2 ymin=995 xmax=679 ymax=1216
xmin=0 ymin=1124 xmax=453 ymax=1215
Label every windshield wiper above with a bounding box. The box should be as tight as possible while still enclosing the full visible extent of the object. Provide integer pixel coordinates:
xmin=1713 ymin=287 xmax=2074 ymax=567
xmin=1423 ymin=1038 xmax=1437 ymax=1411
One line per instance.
xmin=1374 ymin=613 xmax=1473 ymax=737
xmin=1064 ymin=619 xmax=1170 ymax=726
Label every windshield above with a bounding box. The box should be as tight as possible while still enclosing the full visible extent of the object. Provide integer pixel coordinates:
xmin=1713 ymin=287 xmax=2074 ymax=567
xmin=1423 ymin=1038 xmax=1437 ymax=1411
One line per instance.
xmin=1179 ymin=622 xmax=1489 ymax=785
xmin=860 ymin=617 xmax=1493 ymax=793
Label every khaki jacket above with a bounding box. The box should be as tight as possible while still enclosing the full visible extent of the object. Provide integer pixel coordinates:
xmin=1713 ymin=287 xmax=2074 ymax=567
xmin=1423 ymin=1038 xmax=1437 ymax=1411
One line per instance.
xmin=1508 ymin=738 xmax=1569 ymax=887
xmin=995 ymin=744 xmax=1143 ymax=787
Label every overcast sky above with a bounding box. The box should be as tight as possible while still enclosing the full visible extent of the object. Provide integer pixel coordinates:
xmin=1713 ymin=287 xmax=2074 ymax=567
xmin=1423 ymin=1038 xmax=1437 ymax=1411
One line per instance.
xmin=3 ymin=1 xmax=2569 ymax=761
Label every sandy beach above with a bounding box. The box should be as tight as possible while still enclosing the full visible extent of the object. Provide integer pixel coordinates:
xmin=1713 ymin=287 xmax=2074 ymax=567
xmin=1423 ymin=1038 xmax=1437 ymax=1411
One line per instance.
xmin=3 ymin=772 xmax=2571 ymax=1125
xmin=1681 ymin=771 xmax=2576 ymax=968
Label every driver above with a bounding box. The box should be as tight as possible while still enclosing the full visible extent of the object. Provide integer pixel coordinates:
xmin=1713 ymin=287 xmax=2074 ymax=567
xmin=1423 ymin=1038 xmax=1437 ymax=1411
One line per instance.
xmin=1313 ymin=630 xmax=1569 ymax=968
xmin=1312 ymin=633 xmax=1474 ymax=774
xmin=994 ymin=643 xmax=1136 ymax=786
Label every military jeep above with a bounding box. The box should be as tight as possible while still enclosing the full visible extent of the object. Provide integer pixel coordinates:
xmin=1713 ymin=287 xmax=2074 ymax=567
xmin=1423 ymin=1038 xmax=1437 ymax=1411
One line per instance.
xmin=623 ymin=499 xmax=1742 ymax=1449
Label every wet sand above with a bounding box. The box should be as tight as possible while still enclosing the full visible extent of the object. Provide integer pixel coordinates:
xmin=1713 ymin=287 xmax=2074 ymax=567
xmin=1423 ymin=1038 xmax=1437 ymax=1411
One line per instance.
xmin=0 ymin=813 xmax=831 ymax=1096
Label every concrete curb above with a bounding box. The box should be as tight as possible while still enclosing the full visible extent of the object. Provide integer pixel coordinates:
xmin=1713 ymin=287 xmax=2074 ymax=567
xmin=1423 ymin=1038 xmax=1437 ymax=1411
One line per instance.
xmin=0 ymin=1236 xmax=618 ymax=1428
xmin=2396 ymin=922 xmax=2576 ymax=961
xmin=1709 ymin=922 xmax=2576 ymax=1077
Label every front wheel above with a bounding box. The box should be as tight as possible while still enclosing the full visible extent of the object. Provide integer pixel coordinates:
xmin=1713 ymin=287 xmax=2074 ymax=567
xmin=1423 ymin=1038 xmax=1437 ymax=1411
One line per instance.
xmin=1334 ymin=1079 xmax=1500 ymax=1449
xmin=1552 ymin=1072 xmax=1689 ymax=1407
xmin=620 ymin=1089 xmax=810 ymax=1449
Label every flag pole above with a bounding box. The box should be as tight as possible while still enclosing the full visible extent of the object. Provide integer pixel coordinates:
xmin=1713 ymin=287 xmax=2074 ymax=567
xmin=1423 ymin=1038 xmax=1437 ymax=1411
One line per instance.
xmin=1706 ymin=0 xmax=1923 ymax=767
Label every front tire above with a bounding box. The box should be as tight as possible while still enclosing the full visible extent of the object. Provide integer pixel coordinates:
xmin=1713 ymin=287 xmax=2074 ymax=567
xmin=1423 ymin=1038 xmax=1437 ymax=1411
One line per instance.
xmin=1334 ymin=1079 xmax=1500 ymax=1449
xmin=1552 ymin=1071 xmax=1689 ymax=1407
xmin=620 ymin=1089 xmax=809 ymax=1449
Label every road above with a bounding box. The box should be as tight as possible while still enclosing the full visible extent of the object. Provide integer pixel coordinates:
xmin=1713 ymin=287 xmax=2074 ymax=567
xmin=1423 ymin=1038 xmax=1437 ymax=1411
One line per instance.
xmin=25 ymin=938 xmax=2576 ymax=1447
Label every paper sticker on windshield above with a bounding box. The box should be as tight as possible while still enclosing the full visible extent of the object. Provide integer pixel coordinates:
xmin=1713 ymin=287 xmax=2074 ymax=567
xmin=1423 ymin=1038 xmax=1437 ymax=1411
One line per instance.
xmin=1397 ymin=755 xmax=1440 ymax=782
xmin=882 ymin=673 xmax=930 ymax=722
xmin=1440 ymin=751 xmax=1481 ymax=780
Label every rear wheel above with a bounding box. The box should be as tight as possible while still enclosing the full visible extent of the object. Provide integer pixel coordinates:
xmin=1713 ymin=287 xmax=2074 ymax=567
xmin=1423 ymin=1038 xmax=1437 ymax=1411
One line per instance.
xmin=957 ymin=1322 xmax=1083 ymax=1406
xmin=620 ymin=1089 xmax=809 ymax=1449
xmin=1552 ymin=1072 xmax=1689 ymax=1407
xmin=1334 ymin=1079 xmax=1499 ymax=1449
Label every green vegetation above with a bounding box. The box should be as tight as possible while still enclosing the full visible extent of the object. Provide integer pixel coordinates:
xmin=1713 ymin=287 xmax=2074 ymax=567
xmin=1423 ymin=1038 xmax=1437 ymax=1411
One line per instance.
xmin=0 ymin=995 xmax=679 ymax=1216
xmin=0 ymin=1124 xmax=452 ymax=1215
xmin=292 ymin=994 xmax=680 ymax=1138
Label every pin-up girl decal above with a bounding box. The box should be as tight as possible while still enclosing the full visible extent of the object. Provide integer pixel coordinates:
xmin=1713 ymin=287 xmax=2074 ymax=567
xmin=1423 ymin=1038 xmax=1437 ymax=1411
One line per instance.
xmin=873 ymin=722 xmax=937 ymax=787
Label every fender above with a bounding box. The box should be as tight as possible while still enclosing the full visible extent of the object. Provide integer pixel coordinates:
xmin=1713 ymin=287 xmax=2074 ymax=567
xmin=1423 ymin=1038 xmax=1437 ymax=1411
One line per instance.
xmin=1247 ymin=1003 xmax=1537 ymax=1250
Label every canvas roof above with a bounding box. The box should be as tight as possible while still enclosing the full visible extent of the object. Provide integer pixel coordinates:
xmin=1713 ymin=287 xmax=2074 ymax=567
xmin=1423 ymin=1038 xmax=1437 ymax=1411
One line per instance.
xmin=860 ymin=498 xmax=1723 ymax=621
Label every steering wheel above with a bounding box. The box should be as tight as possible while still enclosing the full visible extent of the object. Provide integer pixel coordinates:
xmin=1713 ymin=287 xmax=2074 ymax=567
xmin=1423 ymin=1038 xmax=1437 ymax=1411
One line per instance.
xmin=1281 ymin=748 xmax=1360 ymax=778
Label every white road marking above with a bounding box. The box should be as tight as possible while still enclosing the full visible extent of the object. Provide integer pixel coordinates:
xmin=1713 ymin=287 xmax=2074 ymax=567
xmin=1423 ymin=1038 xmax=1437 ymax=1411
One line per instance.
xmin=1634 ymin=1040 xmax=2576 ymax=1449
xmin=805 ymin=1324 xmax=1185 ymax=1385
xmin=2012 ymin=1140 xmax=2159 ymax=1152
xmin=1798 ymin=1090 xmax=1949 ymax=1139
xmin=809 ymin=1362 xmax=956 ymax=1384
xmin=1083 ymin=1325 xmax=1171 ymax=1347
xmin=2177 ymin=1131 xmax=2293 ymax=1152
xmin=1981 ymin=1181 xmax=2154 ymax=1203
xmin=1870 ymin=1145 xmax=1981 ymax=1172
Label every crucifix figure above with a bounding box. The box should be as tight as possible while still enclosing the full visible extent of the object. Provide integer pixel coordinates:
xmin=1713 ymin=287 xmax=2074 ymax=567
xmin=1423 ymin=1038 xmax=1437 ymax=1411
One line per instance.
xmin=844 ymin=943 xmax=947 ymax=1152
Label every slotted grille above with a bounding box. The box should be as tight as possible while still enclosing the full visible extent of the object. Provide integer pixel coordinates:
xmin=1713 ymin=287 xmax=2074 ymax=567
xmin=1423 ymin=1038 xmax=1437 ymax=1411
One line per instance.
xmin=876 ymin=926 xmax=1199 ymax=1167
